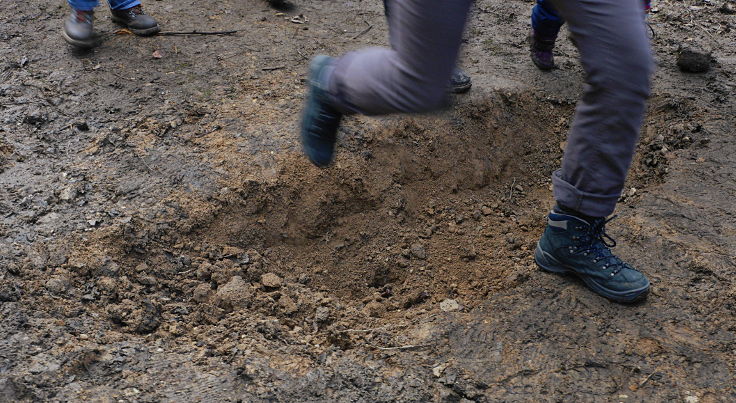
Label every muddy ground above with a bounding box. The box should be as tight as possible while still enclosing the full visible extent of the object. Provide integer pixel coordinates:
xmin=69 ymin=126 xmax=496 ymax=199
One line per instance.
xmin=1 ymin=0 xmax=735 ymax=401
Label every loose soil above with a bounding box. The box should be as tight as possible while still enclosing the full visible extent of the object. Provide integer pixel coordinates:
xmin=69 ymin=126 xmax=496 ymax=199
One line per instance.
xmin=1 ymin=0 xmax=735 ymax=401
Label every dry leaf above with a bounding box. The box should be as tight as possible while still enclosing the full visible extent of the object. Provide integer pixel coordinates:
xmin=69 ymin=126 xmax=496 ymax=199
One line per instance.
xmin=114 ymin=28 xmax=133 ymax=35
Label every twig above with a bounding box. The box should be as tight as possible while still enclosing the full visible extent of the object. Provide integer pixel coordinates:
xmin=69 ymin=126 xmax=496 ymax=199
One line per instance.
xmin=352 ymin=20 xmax=373 ymax=40
xmin=262 ymin=65 xmax=286 ymax=71
xmin=374 ymin=343 xmax=432 ymax=351
xmin=345 ymin=326 xmax=390 ymax=333
xmin=508 ymin=178 xmax=517 ymax=202
xmin=639 ymin=365 xmax=660 ymax=387
xmin=157 ymin=30 xmax=239 ymax=36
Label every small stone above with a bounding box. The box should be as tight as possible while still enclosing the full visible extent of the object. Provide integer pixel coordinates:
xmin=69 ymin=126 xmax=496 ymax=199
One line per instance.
xmin=96 ymin=277 xmax=118 ymax=293
xmin=314 ymin=306 xmax=330 ymax=323
xmin=137 ymin=275 xmax=157 ymax=287
xmin=440 ymin=299 xmax=461 ymax=312
xmin=433 ymin=363 xmax=449 ymax=377
xmin=260 ymin=273 xmax=283 ymax=289
xmin=214 ymin=276 xmax=253 ymax=310
xmin=410 ymin=243 xmax=427 ymax=260
xmin=59 ymin=186 xmax=78 ymax=202
xmin=45 ymin=277 xmax=69 ymax=295
xmin=677 ymin=46 xmax=712 ymax=73
xmin=279 ymin=295 xmax=298 ymax=314
xmin=719 ymin=2 xmax=736 ymax=14
xmin=0 ymin=378 xmax=21 ymax=401
xmin=134 ymin=301 xmax=161 ymax=334
xmin=481 ymin=206 xmax=493 ymax=216
xmin=0 ymin=282 xmax=20 ymax=302
xmin=135 ymin=263 xmax=149 ymax=272
xmin=196 ymin=262 xmax=213 ymax=281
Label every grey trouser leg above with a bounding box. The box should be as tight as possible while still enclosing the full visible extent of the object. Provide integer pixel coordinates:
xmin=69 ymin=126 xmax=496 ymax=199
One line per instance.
xmin=550 ymin=0 xmax=653 ymax=217
xmin=328 ymin=0 xmax=472 ymax=115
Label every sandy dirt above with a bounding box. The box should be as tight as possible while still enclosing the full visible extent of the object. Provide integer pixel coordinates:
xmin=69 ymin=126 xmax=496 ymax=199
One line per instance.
xmin=1 ymin=0 xmax=735 ymax=401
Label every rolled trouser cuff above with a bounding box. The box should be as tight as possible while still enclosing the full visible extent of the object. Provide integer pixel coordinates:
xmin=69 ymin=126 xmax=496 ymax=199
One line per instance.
xmin=68 ymin=0 xmax=99 ymax=10
xmin=108 ymin=0 xmax=141 ymax=10
xmin=552 ymin=169 xmax=620 ymax=217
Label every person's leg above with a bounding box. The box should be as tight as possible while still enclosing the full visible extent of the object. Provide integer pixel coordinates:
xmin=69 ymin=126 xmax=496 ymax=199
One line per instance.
xmin=330 ymin=0 xmax=473 ymax=115
xmin=107 ymin=0 xmax=140 ymax=10
xmin=383 ymin=0 xmax=471 ymax=94
xmin=531 ymin=0 xmax=565 ymax=39
xmin=68 ymin=0 xmax=99 ymax=11
xmin=530 ymin=0 xmax=565 ymax=70
xmin=63 ymin=0 xmax=99 ymax=48
xmin=300 ymin=0 xmax=472 ymax=167
xmin=552 ymin=0 xmax=652 ymax=216
xmin=535 ymin=0 xmax=653 ymax=303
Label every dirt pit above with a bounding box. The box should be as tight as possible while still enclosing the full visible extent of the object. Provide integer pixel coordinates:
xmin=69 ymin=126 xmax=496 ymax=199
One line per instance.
xmin=2 ymin=0 xmax=735 ymax=401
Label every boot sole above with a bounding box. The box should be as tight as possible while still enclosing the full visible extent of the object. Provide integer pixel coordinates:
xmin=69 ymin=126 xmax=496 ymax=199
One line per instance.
xmin=534 ymin=243 xmax=650 ymax=303
xmin=450 ymin=82 xmax=472 ymax=94
xmin=62 ymin=30 xmax=100 ymax=49
xmin=531 ymin=58 xmax=555 ymax=71
xmin=111 ymin=17 xmax=160 ymax=36
xmin=300 ymin=55 xmax=340 ymax=168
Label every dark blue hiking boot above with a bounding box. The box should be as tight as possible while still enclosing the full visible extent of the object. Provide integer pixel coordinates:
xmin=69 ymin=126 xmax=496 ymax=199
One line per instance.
xmin=449 ymin=67 xmax=472 ymax=94
xmin=300 ymin=55 xmax=343 ymax=168
xmin=530 ymin=30 xmax=557 ymax=71
xmin=535 ymin=211 xmax=650 ymax=303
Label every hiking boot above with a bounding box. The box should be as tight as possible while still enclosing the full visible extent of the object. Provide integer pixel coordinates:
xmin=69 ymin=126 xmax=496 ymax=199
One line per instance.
xmin=530 ymin=30 xmax=557 ymax=71
xmin=111 ymin=5 xmax=160 ymax=36
xmin=63 ymin=9 xmax=98 ymax=48
xmin=535 ymin=211 xmax=650 ymax=303
xmin=300 ymin=55 xmax=343 ymax=167
xmin=449 ymin=67 xmax=472 ymax=94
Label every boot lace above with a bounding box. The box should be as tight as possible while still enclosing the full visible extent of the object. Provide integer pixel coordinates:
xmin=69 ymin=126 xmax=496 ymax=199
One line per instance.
xmin=129 ymin=5 xmax=144 ymax=15
xmin=74 ymin=10 xmax=93 ymax=23
xmin=571 ymin=216 xmax=630 ymax=276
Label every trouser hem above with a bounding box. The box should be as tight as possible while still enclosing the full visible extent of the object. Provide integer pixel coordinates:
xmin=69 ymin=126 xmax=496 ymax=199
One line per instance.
xmin=552 ymin=170 xmax=620 ymax=217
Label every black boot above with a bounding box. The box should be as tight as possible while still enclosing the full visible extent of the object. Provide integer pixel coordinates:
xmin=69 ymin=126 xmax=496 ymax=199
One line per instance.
xmin=111 ymin=5 xmax=160 ymax=36
xmin=449 ymin=67 xmax=472 ymax=94
xmin=63 ymin=9 xmax=99 ymax=48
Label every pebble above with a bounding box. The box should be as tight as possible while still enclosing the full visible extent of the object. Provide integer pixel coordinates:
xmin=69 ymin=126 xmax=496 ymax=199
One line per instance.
xmin=45 ymin=277 xmax=68 ymax=295
xmin=192 ymin=283 xmax=212 ymax=303
xmin=410 ymin=243 xmax=427 ymax=260
xmin=261 ymin=273 xmax=283 ymax=289
xmin=314 ymin=306 xmax=330 ymax=323
xmin=59 ymin=186 xmax=78 ymax=202
xmin=677 ymin=46 xmax=712 ymax=73
xmin=279 ymin=295 xmax=298 ymax=314
xmin=440 ymin=299 xmax=461 ymax=312
xmin=215 ymin=276 xmax=253 ymax=309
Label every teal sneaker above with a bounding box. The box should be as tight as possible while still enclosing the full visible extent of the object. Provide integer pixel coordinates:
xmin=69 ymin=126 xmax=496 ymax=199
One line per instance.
xmin=300 ymin=55 xmax=343 ymax=167
xmin=535 ymin=211 xmax=650 ymax=303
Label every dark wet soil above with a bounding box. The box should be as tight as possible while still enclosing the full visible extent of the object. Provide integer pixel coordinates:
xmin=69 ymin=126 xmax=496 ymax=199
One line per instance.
xmin=1 ymin=0 xmax=735 ymax=401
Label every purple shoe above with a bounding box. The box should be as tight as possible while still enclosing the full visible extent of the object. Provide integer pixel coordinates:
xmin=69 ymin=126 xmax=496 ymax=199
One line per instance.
xmin=530 ymin=30 xmax=557 ymax=71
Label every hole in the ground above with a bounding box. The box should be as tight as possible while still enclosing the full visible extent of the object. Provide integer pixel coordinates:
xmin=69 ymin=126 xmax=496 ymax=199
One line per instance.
xmin=188 ymin=92 xmax=576 ymax=308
